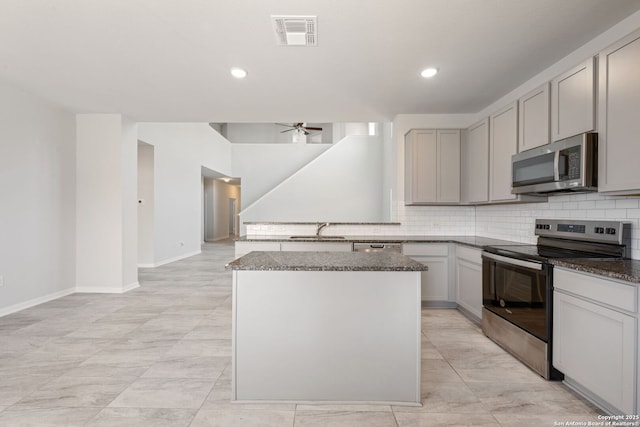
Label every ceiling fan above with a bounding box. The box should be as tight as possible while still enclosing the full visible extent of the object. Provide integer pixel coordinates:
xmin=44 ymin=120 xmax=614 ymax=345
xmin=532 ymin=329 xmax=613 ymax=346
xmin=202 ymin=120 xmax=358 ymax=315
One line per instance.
xmin=276 ymin=122 xmax=323 ymax=135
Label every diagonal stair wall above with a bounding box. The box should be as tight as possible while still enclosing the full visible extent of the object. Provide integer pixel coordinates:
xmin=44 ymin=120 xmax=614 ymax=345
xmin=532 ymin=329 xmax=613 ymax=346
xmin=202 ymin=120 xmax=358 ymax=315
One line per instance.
xmin=237 ymin=135 xmax=384 ymax=234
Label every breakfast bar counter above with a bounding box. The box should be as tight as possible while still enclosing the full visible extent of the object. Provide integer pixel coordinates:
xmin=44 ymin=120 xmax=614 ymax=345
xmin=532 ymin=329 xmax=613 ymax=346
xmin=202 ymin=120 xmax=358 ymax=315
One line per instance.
xmin=225 ymin=251 xmax=427 ymax=406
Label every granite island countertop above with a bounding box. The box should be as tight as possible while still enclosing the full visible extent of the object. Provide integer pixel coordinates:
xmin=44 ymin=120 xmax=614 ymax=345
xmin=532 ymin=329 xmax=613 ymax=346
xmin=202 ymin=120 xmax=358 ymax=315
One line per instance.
xmin=236 ymin=234 xmax=525 ymax=250
xmin=226 ymin=251 xmax=429 ymax=272
xmin=551 ymin=258 xmax=640 ymax=284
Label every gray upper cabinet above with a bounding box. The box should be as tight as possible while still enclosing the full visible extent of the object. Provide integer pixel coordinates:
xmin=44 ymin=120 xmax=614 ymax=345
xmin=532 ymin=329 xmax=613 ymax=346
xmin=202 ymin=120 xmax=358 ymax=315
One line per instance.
xmin=462 ymin=118 xmax=489 ymax=204
xmin=437 ymin=130 xmax=461 ymax=203
xmin=405 ymin=129 xmax=460 ymax=205
xmin=518 ymin=83 xmax=550 ymax=151
xmin=551 ymin=57 xmax=596 ymax=141
xmin=489 ymin=102 xmax=518 ymax=202
xmin=598 ymin=29 xmax=640 ymax=194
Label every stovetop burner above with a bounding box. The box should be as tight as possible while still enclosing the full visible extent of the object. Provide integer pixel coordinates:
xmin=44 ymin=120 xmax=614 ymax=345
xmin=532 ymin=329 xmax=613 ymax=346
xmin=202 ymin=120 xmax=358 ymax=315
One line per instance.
xmin=483 ymin=219 xmax=630 ymax=262
xmin=483 ymin=244 xmax=622 ymax=262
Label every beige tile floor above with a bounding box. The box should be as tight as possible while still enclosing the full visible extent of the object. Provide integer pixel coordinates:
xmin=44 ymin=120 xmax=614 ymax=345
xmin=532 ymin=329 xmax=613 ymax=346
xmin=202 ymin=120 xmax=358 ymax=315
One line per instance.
xmin=0 ymin=240 xmax=603 ymax=426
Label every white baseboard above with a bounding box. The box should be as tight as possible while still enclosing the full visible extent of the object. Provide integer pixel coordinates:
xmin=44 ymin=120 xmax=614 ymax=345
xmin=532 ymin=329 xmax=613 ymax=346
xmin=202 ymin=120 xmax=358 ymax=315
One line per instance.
xmin=143 ymin=250 xmax=201 ymax=268
xmin=123 ymin=281 xmax=140 ymax=292
xmin=75 ymin=281 xmax=139 ymax=294
xmin=0 ymin=287 xmax=75 ymax=318
xmin=137 ymin=263 xmax=155 ymax=268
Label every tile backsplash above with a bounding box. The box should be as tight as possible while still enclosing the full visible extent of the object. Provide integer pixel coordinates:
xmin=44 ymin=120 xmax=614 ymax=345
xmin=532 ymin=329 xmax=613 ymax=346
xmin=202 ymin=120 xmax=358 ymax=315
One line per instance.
xmin=475 ymin=193 xmax=640 ymax=259
xmin=245 ymin=193 xmax=640 ymax=260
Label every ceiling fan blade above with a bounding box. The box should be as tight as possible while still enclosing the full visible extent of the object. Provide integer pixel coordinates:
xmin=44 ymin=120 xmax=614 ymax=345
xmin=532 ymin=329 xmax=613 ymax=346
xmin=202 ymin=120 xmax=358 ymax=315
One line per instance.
xmin=276 ymin=123 xmax=293 ymax=128
xmin=304 ymin=127 xmax=323 ymax=131
xmin=280 ymin=128 xmax=296 ymax=133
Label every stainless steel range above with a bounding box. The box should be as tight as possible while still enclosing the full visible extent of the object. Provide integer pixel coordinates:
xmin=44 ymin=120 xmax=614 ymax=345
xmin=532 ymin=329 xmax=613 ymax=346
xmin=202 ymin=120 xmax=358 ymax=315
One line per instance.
xmin=482 ymin=219 xmax=630 ymax=380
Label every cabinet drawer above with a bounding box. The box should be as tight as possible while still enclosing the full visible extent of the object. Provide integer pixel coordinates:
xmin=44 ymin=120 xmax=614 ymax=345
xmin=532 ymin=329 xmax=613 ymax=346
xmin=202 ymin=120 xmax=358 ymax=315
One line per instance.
xmin=554 ymin=268 xmax=637 ymax=313
xmin=456 ymin=245 xmax=482 ymax=264
xmin=403 ymin=244 xmax=449 ymax=257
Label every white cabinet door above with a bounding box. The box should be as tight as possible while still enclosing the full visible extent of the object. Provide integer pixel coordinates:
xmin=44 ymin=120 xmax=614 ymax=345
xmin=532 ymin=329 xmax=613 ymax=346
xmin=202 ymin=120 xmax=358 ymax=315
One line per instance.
xmin=489 ymin=102 xmax=518 ymax=202
xmin=405 ymin=129 xmax=460 ymax=204
xmin=455 ymin=246 xmax=482 ymax=320
xmin=518 ymin=83 xmax=550 ymax=151
xmin=437 ymin=130 xmax=461 ymax=203
xmin=235 ymin=241 xmax=281 ymax=258
xmin=551 ymin=57 xmax=595 ymax=141
xmin=403 ymin=244 xmax=450 ymax=302
xmin=598 ymin=29 xmax=640 ymax=194
xmin=280 ymin=242 xmax=353 ymax=252
xmin=462 ymin=118 xmax=490 ymax=204
xmin=554 ymin=290 xmax=636 ymax=414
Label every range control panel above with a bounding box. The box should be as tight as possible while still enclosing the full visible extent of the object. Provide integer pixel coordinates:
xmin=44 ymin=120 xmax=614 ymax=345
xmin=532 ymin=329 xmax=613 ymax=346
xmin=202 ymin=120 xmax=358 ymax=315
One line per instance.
xmin=535 ymin=219 xmax=629 ymax=245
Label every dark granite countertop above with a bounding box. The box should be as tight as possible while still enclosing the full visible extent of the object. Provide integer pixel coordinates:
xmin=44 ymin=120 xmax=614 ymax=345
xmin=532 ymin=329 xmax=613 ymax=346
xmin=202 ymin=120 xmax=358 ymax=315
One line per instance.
xmin=225 ymin=251 xmax=429 ymax=272
xmin=236 ymin=235 xmax=525 ymax=250
xmin=551 ymin=259 xmax=640 ymax=284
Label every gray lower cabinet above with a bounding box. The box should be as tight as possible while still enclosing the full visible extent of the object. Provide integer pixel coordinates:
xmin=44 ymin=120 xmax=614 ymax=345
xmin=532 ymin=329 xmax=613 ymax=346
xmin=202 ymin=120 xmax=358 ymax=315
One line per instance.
xmin=403 ymin=243 xmax=452 ymax=304
xmin=455 ymin=246 xmax=483 ymax=321
xmin=553 ymin=268 xmax=637 ymax=414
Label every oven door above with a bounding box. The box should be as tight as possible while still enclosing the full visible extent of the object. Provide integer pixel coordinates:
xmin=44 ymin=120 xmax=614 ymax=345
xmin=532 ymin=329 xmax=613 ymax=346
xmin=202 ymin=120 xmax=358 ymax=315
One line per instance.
xmin=482 ymin=252 xmax=550 ymax=341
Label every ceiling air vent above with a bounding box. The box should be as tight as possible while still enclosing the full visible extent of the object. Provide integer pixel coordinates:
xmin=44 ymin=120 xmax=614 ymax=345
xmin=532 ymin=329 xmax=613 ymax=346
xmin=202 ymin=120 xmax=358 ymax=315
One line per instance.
xmin=271 ymin=15 xmax=317 ymax=46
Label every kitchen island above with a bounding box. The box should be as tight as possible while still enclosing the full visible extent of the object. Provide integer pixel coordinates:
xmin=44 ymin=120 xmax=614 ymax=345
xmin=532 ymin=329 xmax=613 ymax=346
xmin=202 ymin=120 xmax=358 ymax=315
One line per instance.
xmin=225 ymin=251 xmax=427 ymax=406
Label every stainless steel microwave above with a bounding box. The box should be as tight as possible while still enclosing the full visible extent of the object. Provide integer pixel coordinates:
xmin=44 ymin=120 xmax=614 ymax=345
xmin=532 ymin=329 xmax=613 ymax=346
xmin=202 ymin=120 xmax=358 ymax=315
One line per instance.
xmin=511 ymin=133 xmax=597 ymax=195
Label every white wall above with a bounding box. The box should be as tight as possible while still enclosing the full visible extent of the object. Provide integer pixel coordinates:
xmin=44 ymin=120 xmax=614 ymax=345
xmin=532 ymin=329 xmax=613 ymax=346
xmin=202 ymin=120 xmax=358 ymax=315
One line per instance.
xmin=75 ymin=114 xmax=138 ymax=293
xmin=239 ymin=136 xmax=384 ymax=230
xmin=137 ymin=142 xmax=155 ymax=266
xmin=232 ymin=143 xmax=330 ymax=207
xmin=0 ymin=83 xmax=76 ymax=315
xmin=137 ymin=123 xmax=232 ymax=265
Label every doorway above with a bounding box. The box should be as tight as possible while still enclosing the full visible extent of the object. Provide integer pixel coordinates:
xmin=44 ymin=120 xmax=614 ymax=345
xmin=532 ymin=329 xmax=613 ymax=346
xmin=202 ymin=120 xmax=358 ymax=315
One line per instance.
xmin=201 ymin=167 xmax=241 ymax=241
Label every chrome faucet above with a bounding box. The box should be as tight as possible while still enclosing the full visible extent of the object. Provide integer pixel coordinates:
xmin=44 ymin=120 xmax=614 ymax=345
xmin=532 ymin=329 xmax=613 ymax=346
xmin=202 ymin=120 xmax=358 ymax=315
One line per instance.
xmin=316 ymin=222 xmax=330 ymax=236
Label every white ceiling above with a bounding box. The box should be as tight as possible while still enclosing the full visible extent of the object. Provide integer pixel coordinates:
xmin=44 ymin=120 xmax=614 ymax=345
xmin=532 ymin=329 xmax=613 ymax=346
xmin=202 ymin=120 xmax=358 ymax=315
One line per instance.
xmin=2 ymin=0 xmax=640 ymax=123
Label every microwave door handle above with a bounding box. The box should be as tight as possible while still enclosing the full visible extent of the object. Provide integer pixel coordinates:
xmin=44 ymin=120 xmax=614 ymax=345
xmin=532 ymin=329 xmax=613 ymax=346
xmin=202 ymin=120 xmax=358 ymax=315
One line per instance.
xmin=553 ymin=150 xmax=560 ymax=181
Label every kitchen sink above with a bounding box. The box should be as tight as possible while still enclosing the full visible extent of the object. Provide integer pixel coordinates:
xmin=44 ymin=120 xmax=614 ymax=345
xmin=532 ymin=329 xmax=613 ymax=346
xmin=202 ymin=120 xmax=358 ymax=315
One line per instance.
xmin=289 ymin=235 xmax=346 ymax=240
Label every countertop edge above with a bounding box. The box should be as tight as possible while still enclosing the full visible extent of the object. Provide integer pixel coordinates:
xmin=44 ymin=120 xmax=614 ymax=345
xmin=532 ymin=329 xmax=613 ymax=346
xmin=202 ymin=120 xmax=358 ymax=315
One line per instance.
xmin=236 ymin=235 xmax=523 ymax=250
xmin=551 ymin=259 xmax=640 ymax=284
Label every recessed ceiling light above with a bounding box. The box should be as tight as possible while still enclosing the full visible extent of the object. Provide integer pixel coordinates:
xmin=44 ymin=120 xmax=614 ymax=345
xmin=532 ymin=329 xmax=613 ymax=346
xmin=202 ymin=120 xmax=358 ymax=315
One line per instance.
xmin=230 ymin=67 xmax=248 ymax=79
xmin=421 ymin=68 xmax=438 ymax=78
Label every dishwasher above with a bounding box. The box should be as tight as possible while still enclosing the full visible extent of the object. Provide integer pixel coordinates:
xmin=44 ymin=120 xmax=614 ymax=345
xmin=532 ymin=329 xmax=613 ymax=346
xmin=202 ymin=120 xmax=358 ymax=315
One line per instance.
xmin=353 ymin=243 xmax=402 ymax=253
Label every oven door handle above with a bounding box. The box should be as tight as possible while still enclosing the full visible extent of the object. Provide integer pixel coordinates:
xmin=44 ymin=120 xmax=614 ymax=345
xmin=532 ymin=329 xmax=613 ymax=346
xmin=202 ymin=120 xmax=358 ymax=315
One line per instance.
xmin=482 ymin=252 xmax=544 ymax=270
